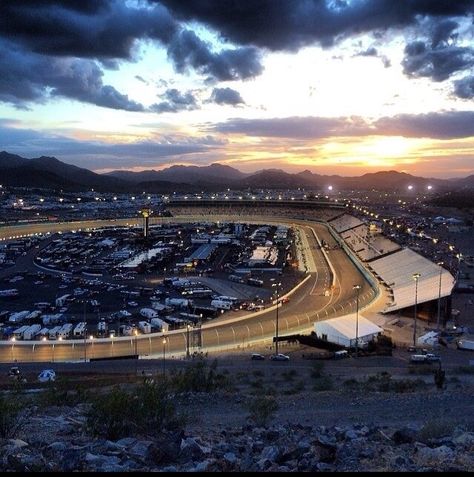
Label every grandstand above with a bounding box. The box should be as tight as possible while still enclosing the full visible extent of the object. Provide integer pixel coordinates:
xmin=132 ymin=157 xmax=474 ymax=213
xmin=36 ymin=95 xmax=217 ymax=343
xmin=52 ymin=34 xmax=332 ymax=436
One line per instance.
xmin=165 ymin=203 xmax=341 ymax=222
xmin=368 ymin=248 xmax=455 ymax=313
xmin=341 ymin=224 xmax=400 ymax=262
xmin=328 ymin=214 xmax=364 ymax=233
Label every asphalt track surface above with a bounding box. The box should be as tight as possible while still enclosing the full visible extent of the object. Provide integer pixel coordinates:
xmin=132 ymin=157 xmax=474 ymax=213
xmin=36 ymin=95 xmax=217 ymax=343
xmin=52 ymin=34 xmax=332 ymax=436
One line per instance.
xmin=0 ymin=215 xmax=377 ymax=363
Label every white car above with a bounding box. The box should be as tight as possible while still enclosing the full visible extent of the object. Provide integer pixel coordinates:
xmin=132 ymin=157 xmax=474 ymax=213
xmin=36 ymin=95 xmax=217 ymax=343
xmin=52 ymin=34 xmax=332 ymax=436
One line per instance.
xmin=38 ymin=369 xmax=56 ymax=383
xmin=270 ymin=353 xmax=290 ymax=361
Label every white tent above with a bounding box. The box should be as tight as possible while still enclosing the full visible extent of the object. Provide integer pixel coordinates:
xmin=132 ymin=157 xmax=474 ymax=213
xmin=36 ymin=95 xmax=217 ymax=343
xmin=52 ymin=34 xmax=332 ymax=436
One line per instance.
xmin=314 ymin=314 xmax=383 ymax=348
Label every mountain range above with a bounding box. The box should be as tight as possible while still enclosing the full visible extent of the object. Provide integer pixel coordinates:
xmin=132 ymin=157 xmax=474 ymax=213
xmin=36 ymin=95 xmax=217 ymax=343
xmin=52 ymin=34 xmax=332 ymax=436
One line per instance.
xmin=1 ymin=151 xmax=473 ymax=193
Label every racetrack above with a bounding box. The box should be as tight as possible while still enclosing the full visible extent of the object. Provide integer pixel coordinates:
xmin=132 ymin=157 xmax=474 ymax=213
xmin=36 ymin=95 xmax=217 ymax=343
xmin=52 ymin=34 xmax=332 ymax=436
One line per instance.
xmin=0 ymin=215 xmax=379 ymax=363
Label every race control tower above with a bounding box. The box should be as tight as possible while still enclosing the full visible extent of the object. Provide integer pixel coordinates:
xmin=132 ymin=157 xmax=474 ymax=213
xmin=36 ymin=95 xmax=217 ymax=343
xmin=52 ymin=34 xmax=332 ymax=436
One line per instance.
xmin=139 ymin=207 xmax=152 ymax=239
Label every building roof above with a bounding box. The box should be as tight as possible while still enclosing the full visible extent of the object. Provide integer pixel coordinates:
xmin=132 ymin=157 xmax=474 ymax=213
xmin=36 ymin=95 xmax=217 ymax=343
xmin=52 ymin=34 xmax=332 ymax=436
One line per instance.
xmin=315 ymin=314 xmax=383 ymax=339
xmin=368 ymin=248 xmax=455 ymax=313
xmin=187 ymin=243 xmax=217 ymax=261
xmin=328 ymin=214 xmax=364 ymax=233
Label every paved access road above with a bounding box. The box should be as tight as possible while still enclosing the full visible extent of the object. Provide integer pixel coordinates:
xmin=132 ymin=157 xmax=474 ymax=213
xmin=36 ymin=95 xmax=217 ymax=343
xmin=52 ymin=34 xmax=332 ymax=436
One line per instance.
xmin=0 ymin=215 xmax=377 ymax=363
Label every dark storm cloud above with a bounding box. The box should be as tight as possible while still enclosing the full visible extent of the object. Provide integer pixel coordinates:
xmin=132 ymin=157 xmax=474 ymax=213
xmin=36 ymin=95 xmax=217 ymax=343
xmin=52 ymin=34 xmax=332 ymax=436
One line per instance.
xmin=0 ymin=0 xmax=177 ymax=60
xmin=454 ymin=76 xmax=474 ymax=99
xmin=1 ymin=0 xmax=473 ymax=110
xmin=430 ymin=19 xmax=460 ymax=48
xmin=356 ymin=47 xmax=378 ymax=57
xmin=402 ymin=42 xmax=474 ymax=81
xmin=167 ymin=30 xmax=262 ymax=81
xmin=209 ymin=87 xmax=245 ymax=105
xmin=402 ymin=18 xmax=474 ymax=81
xmin=159 ymin=0 xmax=474 ymax=51
xmin=0 ymin=41 xmax=144 ymax=111
xmin=210 ymin=111 xmax=474 ymax=140
xmin=150 ymin=88 xmax=199 ymax=113
xmin=402 ymin=18 xmax=474 ymax=82
xmin=0 ymin=0 xmax=264 ymax=101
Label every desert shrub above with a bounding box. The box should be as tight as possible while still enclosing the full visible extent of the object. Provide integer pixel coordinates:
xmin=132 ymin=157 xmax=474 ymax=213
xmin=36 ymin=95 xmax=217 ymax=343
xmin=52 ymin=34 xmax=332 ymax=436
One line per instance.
xmin=86 ymin=381 xmax=182 ymax=440
xmin=133 ymin=381 xmax=183 ymax=435
xmin=86 ymin=387 xmax=132 ymax=440
xmin=0 ymin=394 xmax=23 ymax=438
xmin=390 ymin=378 xmax=425 ymax=393
xmin=247 ymin=395 xmax=279 ymax=427
xmin=283 ymin=380 xmax=305 ymax=395
xmin=408 ymin=365 xmax=436 ymax=375
xmin=250 ymin=378 xmax=263 ymax=390
xmin=282 ymin=369 xmax=298 ymax=381
xmin=453 ymin=366 xmax=474 ymax=375
xmin=170 ymin=359 xmax=231 ymax=393
xmin=310 ymin=361 xmax=325 ymax=379
xmin=312 ymin=375 xmax=334 ymax=391
xmin=343 ymin=378 xmax=359 ymax=389
xmin=418 ymin=419 xmax=456 ymax=443
xmin=38 ymin=378 xmax=90 ymax=407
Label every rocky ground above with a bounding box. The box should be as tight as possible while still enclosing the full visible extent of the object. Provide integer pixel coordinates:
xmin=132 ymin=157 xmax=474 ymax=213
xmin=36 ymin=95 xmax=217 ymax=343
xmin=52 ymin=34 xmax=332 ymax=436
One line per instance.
xmin=2 ymin=386 xmax=474 ymax=472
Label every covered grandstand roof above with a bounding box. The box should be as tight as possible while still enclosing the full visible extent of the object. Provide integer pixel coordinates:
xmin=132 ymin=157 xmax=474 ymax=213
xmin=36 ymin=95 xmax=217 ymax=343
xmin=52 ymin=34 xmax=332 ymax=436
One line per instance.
xmin=341 ymin=224 xmax=400 ymax=262
xmin=328 ymin=214 xmax=364 ymax=233
xmin=368 ymin=248 xmax=455 ymax=313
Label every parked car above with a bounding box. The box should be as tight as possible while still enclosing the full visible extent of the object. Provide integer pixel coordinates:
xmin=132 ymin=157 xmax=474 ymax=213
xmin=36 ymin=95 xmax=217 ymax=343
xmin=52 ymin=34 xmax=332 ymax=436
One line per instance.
xmin=270 ymin=353 xmax=290 ymax=361
xmin=8 ymin=366 xmax=27 ymax=382
xmin=334 ymin=350 xmax=349 ymax=359
xmin=38 ymin=369 xmax=56 ymax=383
xmin=251 ymin=353 xmax=265 ymax=361
xmin=8 ymin=366 xmax=21 ymax=378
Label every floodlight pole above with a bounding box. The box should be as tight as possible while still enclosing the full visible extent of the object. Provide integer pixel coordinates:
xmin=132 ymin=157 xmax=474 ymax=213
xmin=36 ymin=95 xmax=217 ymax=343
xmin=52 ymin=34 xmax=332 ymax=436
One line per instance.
xmin=353 ymin=285 xmax=361 ymax=356
xmin=413 ymin=273 xmax=421 ymax=347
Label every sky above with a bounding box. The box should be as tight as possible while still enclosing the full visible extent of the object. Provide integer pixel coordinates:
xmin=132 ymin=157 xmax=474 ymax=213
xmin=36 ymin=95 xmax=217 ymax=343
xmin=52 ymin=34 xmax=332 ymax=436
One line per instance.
xmin=0 ymin=0 xmax=474 ymax=178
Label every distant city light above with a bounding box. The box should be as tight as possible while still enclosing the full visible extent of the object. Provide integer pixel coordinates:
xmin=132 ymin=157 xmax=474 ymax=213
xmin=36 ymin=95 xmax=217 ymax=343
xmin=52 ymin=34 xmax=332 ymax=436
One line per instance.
xmin=408 ymin=185 xmax=413 ymax=190
xmin=328 ymin=185 xmax=333 ymax=191
xmin=427 ymin=185 xmax=433 ymax=190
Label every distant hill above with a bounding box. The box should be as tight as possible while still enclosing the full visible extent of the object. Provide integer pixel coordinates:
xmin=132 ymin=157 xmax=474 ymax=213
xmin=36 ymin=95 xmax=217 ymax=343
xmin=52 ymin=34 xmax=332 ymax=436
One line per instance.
xmin=0 ymin=151 xmax=128 ymax=192
xmin=0 ymin=151 xmax=472 ymax=193
xmin=108 ymin=163 xmax=247 ymax=185
xmin=239 ymin=169 xmax=316 ymax=189
xmin=451 ymin=174 xmax=474 ymax=189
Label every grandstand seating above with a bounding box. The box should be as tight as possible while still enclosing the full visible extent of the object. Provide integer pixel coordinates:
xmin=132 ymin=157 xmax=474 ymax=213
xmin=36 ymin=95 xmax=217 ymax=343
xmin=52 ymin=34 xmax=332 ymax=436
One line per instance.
xmin=328 ymin=214 xmax=364 ymax=233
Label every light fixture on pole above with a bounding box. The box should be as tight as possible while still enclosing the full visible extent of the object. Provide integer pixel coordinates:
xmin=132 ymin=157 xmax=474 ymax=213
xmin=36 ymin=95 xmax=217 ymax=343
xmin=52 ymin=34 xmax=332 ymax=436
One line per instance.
xmin=436 ymin=262 xmax=444 ymax=332
xmin=10 ymin=337 xmax=15 ymax=363
xmin=271 ymin=280 xmax=282 ymax=356
xmin=162 ymin=336 xmax=167 ymax=377
xmin=412 ymin=273 xmax=421 ymax=347
xmin=186 ymin=323 xmax=191 ymax=359
xmin=353 ymin=284 xmax=361 ymax=356
xmin=89 ymin=335 xmax=94 ymax=360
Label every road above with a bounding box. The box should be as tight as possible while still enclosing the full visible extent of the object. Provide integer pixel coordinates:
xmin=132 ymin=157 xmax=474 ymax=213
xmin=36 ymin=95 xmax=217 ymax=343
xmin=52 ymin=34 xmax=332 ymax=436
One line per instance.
xmin=0 ymin=215 xmax=377 ymax=363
